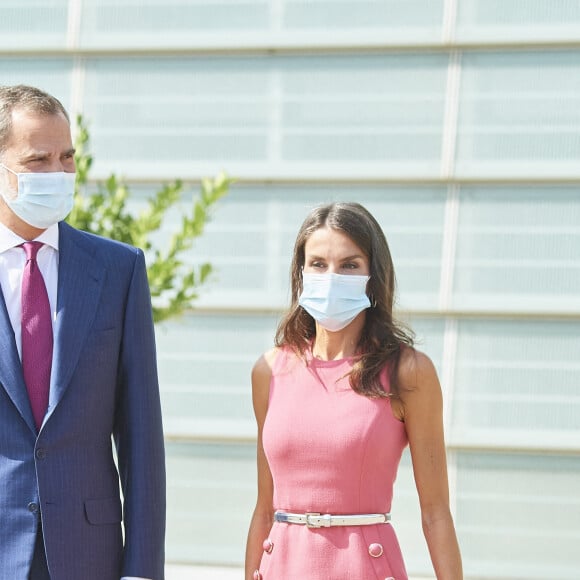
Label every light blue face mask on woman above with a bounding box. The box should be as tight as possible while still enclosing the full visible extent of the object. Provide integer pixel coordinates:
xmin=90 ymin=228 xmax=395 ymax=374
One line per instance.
xmin=299 ymin=272 xmax=371 ymax=332
xmin=0 ymin=164 xmax=76 ymax=229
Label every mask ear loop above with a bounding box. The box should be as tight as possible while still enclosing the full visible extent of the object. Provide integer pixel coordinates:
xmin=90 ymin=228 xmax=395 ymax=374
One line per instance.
xmin=367 ymin=277 xmax=377 ymax=308
xmin=0 ymin=164 xmax=18 ymax=202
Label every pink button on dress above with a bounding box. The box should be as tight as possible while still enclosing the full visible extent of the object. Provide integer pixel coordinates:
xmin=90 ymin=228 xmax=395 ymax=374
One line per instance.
xmin=259 ymin=347 xmax=409 ymax=579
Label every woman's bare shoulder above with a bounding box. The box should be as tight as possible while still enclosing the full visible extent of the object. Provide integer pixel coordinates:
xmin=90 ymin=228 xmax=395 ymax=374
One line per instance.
xmin=397 ymin=346 xmax=440 ymax=393
xmin=252 ymin=347 xmax=280 ymax=379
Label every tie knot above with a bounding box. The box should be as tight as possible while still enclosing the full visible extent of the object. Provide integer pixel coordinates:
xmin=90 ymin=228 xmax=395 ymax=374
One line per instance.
xmin=21 ymin=241 xmax=44 ymax=261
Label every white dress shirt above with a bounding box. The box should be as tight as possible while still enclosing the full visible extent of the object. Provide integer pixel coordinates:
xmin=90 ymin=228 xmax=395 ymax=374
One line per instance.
xmin=0 ymin=221 xmax=150 ymax=580
xmin=0 ymin=221 xmax=59 ymax=358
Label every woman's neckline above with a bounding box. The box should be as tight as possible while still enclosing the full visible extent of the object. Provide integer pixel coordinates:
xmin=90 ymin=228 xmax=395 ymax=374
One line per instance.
xmin=306 ymin=348 xmax=357 ymax=367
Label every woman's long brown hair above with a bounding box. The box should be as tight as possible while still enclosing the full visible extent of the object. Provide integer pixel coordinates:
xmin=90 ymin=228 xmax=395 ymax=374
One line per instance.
xmin=275 ymin=202 xmax=414 ymax=399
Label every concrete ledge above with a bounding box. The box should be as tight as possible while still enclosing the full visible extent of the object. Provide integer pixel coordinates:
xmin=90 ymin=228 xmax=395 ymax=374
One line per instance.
xmin=167 ymin=564 xmax=242 ymax=579
xmin=166 ymin=565 xmax=433 ymax=580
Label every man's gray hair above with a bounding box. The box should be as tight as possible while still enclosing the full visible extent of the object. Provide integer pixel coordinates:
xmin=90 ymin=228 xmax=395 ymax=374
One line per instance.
xmin=0 ymin=85 xmax=70 ymax=155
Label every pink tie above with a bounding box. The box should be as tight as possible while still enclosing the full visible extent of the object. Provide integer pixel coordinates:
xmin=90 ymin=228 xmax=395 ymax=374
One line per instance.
xmin=20 ymin=242 xmax=53 ymax=431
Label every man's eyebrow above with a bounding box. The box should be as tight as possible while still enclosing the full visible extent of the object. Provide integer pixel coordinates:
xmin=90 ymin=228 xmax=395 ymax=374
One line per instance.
xmin=20 ymin=148 xmax=76 ymax=161
xmin=20 ymin=150 xmax=50 ymax=161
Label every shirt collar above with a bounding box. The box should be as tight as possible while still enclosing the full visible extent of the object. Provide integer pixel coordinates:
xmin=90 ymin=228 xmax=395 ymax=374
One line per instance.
xmin=0 ymin=221 xmax=60 ymax=254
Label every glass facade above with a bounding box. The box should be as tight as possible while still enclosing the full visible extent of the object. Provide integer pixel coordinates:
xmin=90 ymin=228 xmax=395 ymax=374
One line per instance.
xmin=2 ymin=2 xmax=579 ymax=578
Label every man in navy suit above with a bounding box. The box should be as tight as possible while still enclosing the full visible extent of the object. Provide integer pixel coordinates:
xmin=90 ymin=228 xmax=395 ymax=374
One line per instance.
xmin=0 ymin=85 xmax=165 ymax=579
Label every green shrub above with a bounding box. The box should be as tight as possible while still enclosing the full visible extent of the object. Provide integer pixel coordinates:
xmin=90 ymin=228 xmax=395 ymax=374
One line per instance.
xmin=67 ymin=115 xmax=230 ymax=323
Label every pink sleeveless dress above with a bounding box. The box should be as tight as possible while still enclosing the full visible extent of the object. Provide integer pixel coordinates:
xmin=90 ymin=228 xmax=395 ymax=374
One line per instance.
xmin=259 ymin=347 xmax=409 ymax=579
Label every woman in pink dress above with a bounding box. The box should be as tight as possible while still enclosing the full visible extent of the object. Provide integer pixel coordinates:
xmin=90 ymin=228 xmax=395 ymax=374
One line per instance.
xmin=245 ymin=202 xmax=463 ymax=579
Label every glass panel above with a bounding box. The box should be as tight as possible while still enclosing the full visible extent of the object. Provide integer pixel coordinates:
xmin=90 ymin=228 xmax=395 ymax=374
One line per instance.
xmin=280 ymin=54 xmax=446 ymax=171
xmin=283 ymin=0 xmax=444 ymax=40
xmin=391 ymin=449 xmax=433 ymax=575
xmin=0 ymin=0 xmax=69 ymax=49
xmin=0 ymin=59 xmax=72 ymax=106
xmin=451 ymin=320 xmax=580 ymax=449
xmin=456 ymin=452 xmax=580 ymax=579
xmin=165 ymin=441 xmax=256 ymax=565
xmin=82 ymin=56 xmax=270 ymax=175
xmin=80 ymin=0 xmax=269 ymax=48
xmin=128 ymin=184 xmax=446 ymax=310
xmin=156 ymin=313 xmax=279 ymax=438
xmin=456 ymin=0 xmax=580 ymax=42
xmin=453 ymin=187 xmax=580 ymax=312
xmin=156 ymin=312 xmax=445 ymax=440
xmin=82 ymin=54 xmax=447 ymax=179
xmin=456 ymin=52 xmax=580 ymax=178
xmin=78 ymin=0 xmax=442 ymax=48
xmin=408 ymin=316 xmax=446 ymax=373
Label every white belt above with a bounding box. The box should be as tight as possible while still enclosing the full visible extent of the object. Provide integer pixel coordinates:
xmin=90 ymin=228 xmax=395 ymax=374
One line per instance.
xmin=274 ymin=510 xmax=391 ymax=528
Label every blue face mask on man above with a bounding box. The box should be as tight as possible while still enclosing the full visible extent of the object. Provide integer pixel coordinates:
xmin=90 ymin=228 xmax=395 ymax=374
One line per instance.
xmin=299 ymin=272 xmax=371 ymax=332
xmin=0 ymin=163 xmax=75 ymax=229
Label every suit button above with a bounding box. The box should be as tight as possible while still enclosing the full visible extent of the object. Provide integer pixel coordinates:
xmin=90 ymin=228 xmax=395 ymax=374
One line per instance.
xmin=369 ymin=542 xmax=384 ymax=557
xmin=262 ymin=538 xmax=274 ymax=554
xmin=35 ymin=449 xmax=46 ymax=460
xmin=252 ymin=571 xmax=262 ymax=580
xmin=28 ymin=502 xmax=38 ymax=513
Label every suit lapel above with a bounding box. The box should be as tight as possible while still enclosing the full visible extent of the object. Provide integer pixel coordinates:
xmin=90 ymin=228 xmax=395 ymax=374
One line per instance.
xmin=46 ymin=223 xmax=105 ymax=420
xmin=0 ymin=286 xmax=36 ymax=433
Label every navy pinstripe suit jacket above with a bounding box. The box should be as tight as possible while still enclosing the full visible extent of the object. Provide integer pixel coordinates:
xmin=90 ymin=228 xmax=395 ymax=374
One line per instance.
xmin=0 ymin=221 xmax=166 ymax=579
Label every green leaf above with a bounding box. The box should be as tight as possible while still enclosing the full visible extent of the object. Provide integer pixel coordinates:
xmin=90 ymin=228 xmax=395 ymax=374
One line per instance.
xmin=66 ymin=115 xmax=231 ymax=323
